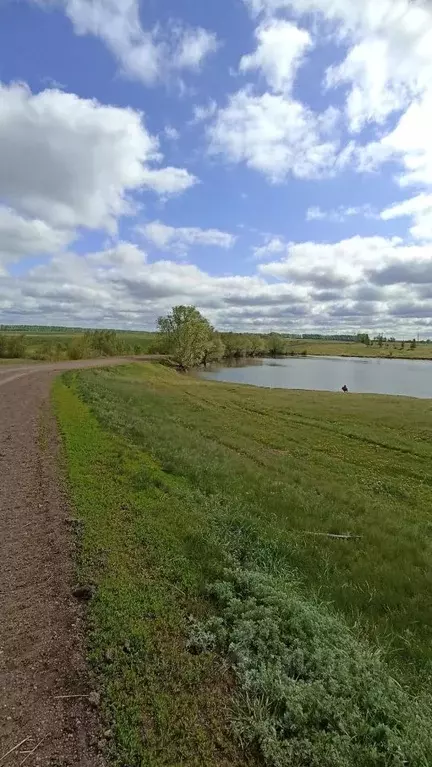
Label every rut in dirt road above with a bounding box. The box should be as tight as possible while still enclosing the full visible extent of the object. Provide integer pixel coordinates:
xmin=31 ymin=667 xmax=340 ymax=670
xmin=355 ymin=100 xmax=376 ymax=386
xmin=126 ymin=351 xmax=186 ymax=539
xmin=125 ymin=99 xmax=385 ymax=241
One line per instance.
xmin=0 ymin=359 xmax=145 ymax=766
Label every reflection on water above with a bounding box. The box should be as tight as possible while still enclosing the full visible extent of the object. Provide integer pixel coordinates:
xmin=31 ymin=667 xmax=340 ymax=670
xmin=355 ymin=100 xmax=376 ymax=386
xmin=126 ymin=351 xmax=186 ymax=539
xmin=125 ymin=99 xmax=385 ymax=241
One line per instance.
xmin=200 ymin=356 xmax=432 ymax=398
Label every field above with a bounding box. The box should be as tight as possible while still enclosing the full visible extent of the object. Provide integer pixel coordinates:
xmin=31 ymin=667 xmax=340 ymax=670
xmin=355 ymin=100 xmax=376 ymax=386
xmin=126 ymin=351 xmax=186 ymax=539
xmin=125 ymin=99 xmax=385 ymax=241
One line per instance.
xmin=54 ymin=363 xmax=432 ymax=766
xmin=286 ymin=339 xmax=432 ymax=359
xmin=0 ymin=329 xmax=158 ymax=361
xmin=1 ymin=326 xmax=432 ymax=363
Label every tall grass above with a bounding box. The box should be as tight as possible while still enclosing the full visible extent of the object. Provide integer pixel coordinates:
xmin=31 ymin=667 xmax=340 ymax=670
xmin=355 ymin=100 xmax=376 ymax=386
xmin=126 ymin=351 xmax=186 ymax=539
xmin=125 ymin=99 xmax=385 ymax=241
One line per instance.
xmin=54 ymin=363 xmax=432 ymax=766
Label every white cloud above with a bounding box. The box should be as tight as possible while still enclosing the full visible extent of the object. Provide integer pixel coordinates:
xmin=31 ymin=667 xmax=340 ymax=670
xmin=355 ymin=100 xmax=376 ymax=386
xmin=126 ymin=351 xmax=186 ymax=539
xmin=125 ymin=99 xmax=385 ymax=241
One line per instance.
xmin=3 ymin=236 xmax=432 ymax=334
xmin=139 ymin=167 xmax=198 ymax=196
xmin=0 ymin=207 xmax=73 ymax=269
xmin=245 ymin=1 xmax=432 ymax=131
xmin=261 ymin=0 xmax=432 ymax=132
xmin=208 ymin=90 xmax=338 ymax=182
xmin=38 ymin=0 xmax=218 ymax=86
xmin=356 ymin=92 xmax=432 ymax=188
xmin=139 ymin=221 xmax=236 ymax=253
xmin=253 ymin=236 xmax=287 ymax=259
xmin=190 ymin=100 xmax=218 ymax=124
xmin=306 ymin=204 xmax=377 ymax=222
xmin=164 ymin=125 xmax=180 ymax=141
xmin=381 ymin=193 xmax=432 ymax=241
xmin=259 ymin=236 xmax=403 ymax=287
xmin=0 ymin=82 xmax=196 ymax=231
xmin=171 ymin=25 xmax=219 ymax=71
xmin=240 ymin=19 xmax=312 ymax=93
xmin=243 ymin=0 xmax=292 ymax=17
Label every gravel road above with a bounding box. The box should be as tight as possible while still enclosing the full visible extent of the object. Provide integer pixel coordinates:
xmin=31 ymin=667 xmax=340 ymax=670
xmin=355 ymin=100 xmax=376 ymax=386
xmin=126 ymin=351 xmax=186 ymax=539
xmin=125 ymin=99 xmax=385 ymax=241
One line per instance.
xmin=0 ymin=359 xmax=143 ymax=765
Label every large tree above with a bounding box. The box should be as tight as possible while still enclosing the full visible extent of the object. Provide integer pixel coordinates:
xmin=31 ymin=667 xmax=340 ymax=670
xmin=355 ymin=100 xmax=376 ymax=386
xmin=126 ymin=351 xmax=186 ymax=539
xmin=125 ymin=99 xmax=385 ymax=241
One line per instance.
xmin=158 ymin=305 xmax=214 ymax=370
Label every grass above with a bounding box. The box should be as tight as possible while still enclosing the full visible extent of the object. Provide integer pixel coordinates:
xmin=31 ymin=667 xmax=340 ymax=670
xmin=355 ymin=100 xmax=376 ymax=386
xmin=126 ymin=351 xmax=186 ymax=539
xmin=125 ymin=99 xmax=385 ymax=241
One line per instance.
xmin=54 ymin=363 xmax=432 ymax=766
xmin=285 ymin=339 xmax=432 ymax=359
xmin=2 ymin=326 xmax=432 ymax=362
xmin=0 ymin=330 xmax=158 ymax=361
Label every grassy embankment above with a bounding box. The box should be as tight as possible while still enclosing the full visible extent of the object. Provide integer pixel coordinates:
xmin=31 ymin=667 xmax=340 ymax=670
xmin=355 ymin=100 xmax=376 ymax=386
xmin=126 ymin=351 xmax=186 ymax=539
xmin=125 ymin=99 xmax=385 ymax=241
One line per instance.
xmin=54 ymin=363 xmax=432 ymax=766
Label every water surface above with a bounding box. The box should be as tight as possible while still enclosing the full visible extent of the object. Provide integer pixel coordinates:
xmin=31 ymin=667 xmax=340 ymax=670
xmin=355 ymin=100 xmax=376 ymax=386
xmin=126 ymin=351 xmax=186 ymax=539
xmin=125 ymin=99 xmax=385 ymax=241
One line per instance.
xmin=200 ymin=356 xmax=432 ymax=398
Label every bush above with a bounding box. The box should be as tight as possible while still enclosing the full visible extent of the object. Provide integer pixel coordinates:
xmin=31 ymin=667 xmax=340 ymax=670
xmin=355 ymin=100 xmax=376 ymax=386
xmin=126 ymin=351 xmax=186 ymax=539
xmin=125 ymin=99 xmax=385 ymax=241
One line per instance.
xmin=189 ymin=567 xmax=432 ymax=767
xmin=0 ymin=333 xmax=7 ymax=358
xmin=67 ymin=335 xmax=92 ymax=360
xmin=84 ymin=329 xmax=120 ymax=356
xmin=5 ymin=334 xmax=26 ymax=358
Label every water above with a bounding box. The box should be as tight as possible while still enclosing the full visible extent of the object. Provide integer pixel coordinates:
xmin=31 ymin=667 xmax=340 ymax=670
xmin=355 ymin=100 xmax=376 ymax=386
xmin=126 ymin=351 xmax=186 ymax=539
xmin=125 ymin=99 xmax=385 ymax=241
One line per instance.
xmin=200 ymin=356 xmax=432 ymax=398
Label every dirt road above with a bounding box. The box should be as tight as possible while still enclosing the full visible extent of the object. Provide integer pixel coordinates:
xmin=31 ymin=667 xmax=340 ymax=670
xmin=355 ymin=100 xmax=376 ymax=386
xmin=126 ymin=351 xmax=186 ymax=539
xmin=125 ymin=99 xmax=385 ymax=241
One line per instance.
xmin=0 ymin=359 xmax=142 ymax=765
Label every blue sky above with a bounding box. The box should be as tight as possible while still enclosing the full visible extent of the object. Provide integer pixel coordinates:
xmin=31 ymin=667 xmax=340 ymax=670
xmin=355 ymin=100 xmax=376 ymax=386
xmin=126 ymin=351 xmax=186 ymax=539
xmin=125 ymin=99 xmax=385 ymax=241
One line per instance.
xmin=1 ymin=0 xmax=432 ymax=334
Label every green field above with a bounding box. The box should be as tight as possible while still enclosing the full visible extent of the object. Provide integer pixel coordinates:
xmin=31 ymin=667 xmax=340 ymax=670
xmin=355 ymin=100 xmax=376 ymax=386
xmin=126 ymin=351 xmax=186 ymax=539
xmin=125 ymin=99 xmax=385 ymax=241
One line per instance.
xmin=276 ymin=338 xmax=432 ymax=359
xmin=1 ymin=325 xmax=432 ymax=363
xmin=0 ymin=329 xmax=158 ymax=361
xmin=54 ymin=363 xmax=432 ymax=766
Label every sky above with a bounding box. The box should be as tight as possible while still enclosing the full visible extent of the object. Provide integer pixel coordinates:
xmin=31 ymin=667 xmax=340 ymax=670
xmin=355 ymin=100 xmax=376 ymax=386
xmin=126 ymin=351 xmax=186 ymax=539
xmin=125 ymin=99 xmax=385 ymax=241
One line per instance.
xmin=1 ymin=0 xmax=432 ymax=336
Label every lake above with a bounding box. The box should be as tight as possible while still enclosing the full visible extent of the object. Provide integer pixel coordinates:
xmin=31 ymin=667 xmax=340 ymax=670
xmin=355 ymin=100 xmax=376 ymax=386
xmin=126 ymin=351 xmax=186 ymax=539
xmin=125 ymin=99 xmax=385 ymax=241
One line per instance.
xmin=200 ymin=356 xmax=432 ymax=398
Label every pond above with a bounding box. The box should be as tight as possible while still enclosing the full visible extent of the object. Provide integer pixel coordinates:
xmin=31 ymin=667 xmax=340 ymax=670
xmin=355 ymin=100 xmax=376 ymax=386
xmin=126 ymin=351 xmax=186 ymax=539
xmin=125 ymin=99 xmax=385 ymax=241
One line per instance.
xmin=200 ymin=356 xmax=432 ymax=398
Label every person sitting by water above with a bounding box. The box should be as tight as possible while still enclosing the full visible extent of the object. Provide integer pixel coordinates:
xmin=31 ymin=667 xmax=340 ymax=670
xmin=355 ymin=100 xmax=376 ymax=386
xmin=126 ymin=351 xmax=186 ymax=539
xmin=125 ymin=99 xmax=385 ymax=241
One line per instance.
xmin=341 ymin=384 xmax=348 ymax=393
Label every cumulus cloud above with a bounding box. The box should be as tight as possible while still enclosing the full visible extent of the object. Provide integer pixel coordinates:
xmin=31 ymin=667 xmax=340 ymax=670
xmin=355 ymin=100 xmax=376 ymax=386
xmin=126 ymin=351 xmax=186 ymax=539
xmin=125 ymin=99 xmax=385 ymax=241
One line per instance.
xmin=380 ymin=193 xmax=432 ymax=241
xmin=360 ymin=93 xmax=432 ymax=186
xmin=0 ymin=82 xmax=196 ymax=231
xmin=244 ymin=0 xmax=432 ymax=133
xmin=253 ymin=236 xmax=287 ymax=259
xmin=208 ymin=90 xmax=339 ymax=182
xmin=36 ymin=0 xmax=218 ymax=86
xmin=2 ymin=235 xmax=432 ymax=335
xmin=138 ymin=221 xmax=236 ymax=252
xmin=0 ymin=207 xmax=73 ymax=270
xmin=240 ymin=19 xmax=312 ymax=93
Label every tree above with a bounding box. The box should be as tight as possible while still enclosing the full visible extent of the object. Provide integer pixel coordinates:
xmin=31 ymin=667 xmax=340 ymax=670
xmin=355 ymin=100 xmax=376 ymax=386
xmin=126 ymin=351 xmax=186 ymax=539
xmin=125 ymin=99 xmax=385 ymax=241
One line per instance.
xmin=410 ymin=338 xmax=417 ymax=350
xmin=268 ymin=333 xmax=287 ymax=356
xmin=357 ymin=333 xmax=370 ymax=346
xmin=202 ymin=334 xmax=225 ymax=367
xmin=158 ymin=305 xmax=213 ymax=370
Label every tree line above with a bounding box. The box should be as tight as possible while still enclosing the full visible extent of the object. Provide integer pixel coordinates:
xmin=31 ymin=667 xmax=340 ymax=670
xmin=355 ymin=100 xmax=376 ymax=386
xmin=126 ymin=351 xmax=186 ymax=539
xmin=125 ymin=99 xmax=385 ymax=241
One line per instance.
xmin=156 ymin=305 xmax=310 ymax=370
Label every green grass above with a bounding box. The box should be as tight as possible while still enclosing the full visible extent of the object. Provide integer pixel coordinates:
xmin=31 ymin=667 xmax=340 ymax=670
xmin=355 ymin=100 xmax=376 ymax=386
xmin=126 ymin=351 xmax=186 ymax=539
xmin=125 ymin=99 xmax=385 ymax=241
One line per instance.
xmin=1 ymin=330 xmax=158 ymax=361
xmin=285 ymin=339 xmax=432 ymax=359
xmin=3 ymin=327 xmax=432 ymax=361
xmin=54 ymin=363 xmax=432 ymax=766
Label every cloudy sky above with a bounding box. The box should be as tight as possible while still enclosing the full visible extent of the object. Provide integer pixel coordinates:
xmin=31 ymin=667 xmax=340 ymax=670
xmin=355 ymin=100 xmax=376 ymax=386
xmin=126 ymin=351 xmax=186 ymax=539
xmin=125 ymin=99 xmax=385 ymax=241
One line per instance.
xmin=1 ymin=0 xmax=432 ymax=335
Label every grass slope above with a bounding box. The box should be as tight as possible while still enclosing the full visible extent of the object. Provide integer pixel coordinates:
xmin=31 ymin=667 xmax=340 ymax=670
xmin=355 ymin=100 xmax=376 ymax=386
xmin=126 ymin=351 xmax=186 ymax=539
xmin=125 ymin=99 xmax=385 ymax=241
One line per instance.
xmin=54 ymin=363 xmax=432 ymax=766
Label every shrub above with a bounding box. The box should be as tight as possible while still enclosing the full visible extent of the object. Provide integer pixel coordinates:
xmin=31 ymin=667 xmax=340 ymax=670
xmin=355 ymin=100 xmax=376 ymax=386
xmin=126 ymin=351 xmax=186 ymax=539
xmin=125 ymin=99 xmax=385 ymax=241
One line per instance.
xmin=189 ymin=568 xmax=432 ymax=767
xmin=6 ymin=334 xmax=26 ymax=358
xmin=0 ymin=333 xmax=7 ymax=358
xmin=67 ymin=335 xmax=92 ymax=360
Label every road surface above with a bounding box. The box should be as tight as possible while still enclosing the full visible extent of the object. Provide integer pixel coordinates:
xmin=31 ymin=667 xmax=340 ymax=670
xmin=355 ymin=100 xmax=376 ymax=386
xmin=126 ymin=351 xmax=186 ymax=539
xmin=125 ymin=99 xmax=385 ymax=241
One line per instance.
xmin=0 ymin=358 xmax=145 ymax=765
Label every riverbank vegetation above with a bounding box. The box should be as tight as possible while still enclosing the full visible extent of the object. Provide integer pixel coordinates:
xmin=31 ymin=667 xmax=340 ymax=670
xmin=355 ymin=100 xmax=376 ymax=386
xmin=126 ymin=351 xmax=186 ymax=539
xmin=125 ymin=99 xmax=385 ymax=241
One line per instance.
xmin=1 ymin=312 xmax=431 ymax=364
xmin=155 ymin=306 xmax=432 ymax=369
xmin=55 ymin=362 xmax=432 ymax=766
